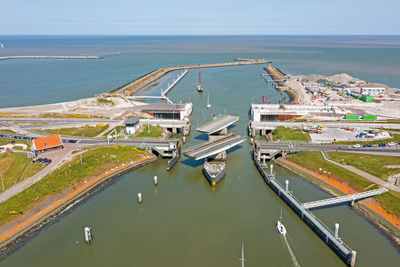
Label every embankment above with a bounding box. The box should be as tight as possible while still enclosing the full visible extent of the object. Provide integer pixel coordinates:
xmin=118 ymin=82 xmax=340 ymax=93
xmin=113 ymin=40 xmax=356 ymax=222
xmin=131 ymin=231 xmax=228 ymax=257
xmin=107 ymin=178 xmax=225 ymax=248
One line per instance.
xmin=0 ymin=56 xmax=101 ymax=60
xmin=264 ymin=65 xmax=299 ymax=104
xmin=0 ymin=155 xmax=157 ymax=255
xmin=276 ymin=157 xmax=400 ymax=247
xmin=111 ymin=58 xmax=270 ymax=95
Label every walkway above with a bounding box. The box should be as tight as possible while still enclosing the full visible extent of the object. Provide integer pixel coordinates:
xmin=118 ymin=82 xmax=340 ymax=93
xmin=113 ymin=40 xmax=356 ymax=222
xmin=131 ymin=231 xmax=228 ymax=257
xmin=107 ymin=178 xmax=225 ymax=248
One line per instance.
xmin=0 ymin=144 xmax=77 ymax=203
xmin=320 ymin=151 xmax=400 ymax=192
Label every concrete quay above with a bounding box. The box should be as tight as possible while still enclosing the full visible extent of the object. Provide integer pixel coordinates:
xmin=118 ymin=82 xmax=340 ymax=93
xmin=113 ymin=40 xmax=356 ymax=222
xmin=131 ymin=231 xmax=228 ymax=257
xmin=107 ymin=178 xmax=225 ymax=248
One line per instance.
xmin=0 ymin=56 xmax=101 ymax=60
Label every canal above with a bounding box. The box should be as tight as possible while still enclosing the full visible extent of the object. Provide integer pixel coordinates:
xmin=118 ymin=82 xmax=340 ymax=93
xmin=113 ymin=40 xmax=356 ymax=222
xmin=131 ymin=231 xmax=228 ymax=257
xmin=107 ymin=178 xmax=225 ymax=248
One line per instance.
xmin=1 ymin=64 xmax=399 ymax=267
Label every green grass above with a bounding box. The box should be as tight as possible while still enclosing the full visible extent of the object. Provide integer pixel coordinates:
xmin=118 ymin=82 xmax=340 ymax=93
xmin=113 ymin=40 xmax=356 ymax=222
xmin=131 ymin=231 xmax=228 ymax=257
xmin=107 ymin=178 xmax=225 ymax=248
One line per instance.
xmin=0 ymin=153 xmax=46 ymax=190
xmin=134 ymin=125 xmax=163 ymax=139
xmin=334 ymin=133 xmax=400 ymax=145
xmin=376 ymin=190 xmax=400 ymax=218
xmin=97 ymin=98 xmax=115 ymax=105
xmin=286 ymin=151 xmax=372 ymax=190
xmin=0 ymin=146 xmax=147 ymax=225
xmin=103 ymin=126 xmax=124 ymax=138
xmin=0 ymin=138 xmax=31 ymax=147
xmin=272 ymin=126 xmax=309 ymax=142
xmin=0 ymin=129 xmax=16 ymax=134
xmin=44 ymin=124 xmax=109 ymax=137
xmin=287 ymin=151 xmax=400 ymax=219
xmin=327 ymin=152 xmax=400 ymax=181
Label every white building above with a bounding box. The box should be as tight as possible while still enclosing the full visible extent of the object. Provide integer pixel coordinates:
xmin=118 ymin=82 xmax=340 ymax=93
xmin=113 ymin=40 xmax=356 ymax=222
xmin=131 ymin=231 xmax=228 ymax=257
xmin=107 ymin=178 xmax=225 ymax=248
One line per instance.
xmin=125 ymin=116 xmax=140 ymax=134
xmin=360 ymin=85 xmax=385 ymax=96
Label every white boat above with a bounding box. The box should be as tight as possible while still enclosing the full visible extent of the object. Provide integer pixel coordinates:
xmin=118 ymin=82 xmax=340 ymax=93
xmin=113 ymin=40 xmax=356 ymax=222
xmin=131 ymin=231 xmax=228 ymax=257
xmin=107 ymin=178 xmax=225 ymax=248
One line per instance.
xmin=206 ymin=93 xmax=211 ymax=109
xmin=84 ymin=227 xmax=92 ymax=243
xmin=197 ymin=70 xmax=203 ymax=92
xmin=277 ymin=220 xmax=287 ymax=236
xmin=0 ymin=43 xmax=4 ymax=48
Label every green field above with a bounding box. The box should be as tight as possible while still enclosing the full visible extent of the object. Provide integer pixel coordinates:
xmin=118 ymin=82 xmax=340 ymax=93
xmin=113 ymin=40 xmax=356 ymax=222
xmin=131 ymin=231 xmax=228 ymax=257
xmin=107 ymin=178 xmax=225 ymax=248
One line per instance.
xmin=286 ymin=151 xmax=400 ymax=218
xmin=0 ymin=153 xmax=46 ymax=190
xmin=44 ymin=124 xmax=109 ymax=137
xmin=134 ymin=125 xmax=163 ymax=139
xmin=272 ymin=126 xmax=309 ymax=142
xmin=103 ymin=126 xmax=124 ymax=138
xmin=0 ymin=138 xmax=31 ymax=148
xmin=0 ymin=146 xmax=147 ymax=225
xmin=327 ymin=152 xmax=400 ymax=181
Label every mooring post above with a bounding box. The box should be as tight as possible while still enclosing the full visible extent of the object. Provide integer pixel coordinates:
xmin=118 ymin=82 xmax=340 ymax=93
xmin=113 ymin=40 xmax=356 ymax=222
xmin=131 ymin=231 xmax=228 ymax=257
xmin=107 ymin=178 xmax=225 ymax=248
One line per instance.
xmin=351 ymin=200 xmax=355 ymax=207
xmin=270 ymin=164 xmax=273 ymax=176
xmin=334 ymin=223 xmax=339 ymax=239
xmin=262 ymin=156 xmax=266 ymax=166
xmin=285 ymin=180 xmax=289 ymax=192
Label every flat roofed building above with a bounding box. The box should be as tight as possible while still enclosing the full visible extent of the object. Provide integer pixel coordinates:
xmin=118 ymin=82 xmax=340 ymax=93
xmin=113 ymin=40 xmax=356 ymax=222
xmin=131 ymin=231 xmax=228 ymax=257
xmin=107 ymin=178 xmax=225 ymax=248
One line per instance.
xmin=125 ymin=116 xmax=140 ymax=135
xmin=359 ymin=83 xmax=387 ymax=96
xmin=132 ymin=103 xmax=192 ymax=120
xmin=32 ymin=134 xmax=64 ymax=154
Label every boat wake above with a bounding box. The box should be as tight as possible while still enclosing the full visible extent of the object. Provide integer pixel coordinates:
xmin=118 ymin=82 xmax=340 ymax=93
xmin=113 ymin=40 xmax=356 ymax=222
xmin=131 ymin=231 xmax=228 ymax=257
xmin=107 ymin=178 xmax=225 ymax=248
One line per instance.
xmin=282 ymin=235 xmax=300 ymax=267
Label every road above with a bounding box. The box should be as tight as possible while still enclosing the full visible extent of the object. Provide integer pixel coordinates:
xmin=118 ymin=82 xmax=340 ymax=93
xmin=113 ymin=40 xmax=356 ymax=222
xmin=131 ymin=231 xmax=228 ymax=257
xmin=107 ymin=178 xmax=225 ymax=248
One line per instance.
xmin=255 ymin=142 xmax=400 ymax=155
xmin=320 ymin=151 xmax=400 ymax=192
xmin=251 ymin=121 xmax=400 ymax=129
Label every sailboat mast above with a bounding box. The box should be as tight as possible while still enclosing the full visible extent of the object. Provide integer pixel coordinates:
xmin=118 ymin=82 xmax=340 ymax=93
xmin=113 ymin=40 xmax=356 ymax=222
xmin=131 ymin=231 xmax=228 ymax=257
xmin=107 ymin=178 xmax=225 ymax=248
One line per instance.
xmin=239 ymin=242 xmax=245 ymax=267
xmin=199 ymin=71 xmax=202 ymax=86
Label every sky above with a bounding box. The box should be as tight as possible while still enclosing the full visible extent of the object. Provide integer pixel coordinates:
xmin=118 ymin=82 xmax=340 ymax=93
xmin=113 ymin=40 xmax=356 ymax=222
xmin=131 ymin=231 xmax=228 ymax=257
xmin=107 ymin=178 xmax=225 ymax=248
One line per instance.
xmin=0 ymin=0 xmax=399 ymax=35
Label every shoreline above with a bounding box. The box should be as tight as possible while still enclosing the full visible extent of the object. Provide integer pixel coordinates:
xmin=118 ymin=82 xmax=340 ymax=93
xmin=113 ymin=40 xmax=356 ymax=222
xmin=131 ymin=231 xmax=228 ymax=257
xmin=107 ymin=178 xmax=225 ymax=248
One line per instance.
xmin=0 ymin=56 xmax=101 ymax=60
xmin=276 ymin=158 xmax=400 ymax=248
xmin=0 ymin=154 xmax=157 ymax=255
xmin=111 ymin=58 xmax=270 ymax=95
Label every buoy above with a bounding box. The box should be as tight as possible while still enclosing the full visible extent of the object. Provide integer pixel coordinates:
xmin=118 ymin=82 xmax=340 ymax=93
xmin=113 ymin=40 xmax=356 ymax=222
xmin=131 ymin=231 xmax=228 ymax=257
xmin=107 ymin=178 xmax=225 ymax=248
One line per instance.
xmin=137 ymin=193 xmax=142 ymax=203
xmin=154 ymin=176 xmax=158 ymax=185
xmin=212 ymin=180 xmax=216 ymax=186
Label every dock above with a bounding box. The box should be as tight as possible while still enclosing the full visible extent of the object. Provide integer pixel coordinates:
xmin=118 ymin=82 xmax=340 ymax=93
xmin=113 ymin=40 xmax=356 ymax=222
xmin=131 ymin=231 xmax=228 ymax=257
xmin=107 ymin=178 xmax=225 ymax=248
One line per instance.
xmin=254 ymin=159 xmax=357 ymax=266
xmin=162 ymin=69 xmax=188 ymax=95
xmin=0 ymin=56 xmax=101 ymax=60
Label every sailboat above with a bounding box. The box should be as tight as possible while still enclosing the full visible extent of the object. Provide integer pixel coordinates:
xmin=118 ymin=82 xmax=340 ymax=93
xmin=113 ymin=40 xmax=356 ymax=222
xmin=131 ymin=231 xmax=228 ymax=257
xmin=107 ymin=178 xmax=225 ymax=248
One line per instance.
xmin=197 ymin=70 xmax=204 ymax=92
xmin=206 ymin=93 xmax=211 ymax=109
xmin=239 ymin=242 xmax=245 ymax=267
xmin=277 ymin=207 xmax=287 ymax=235
xmin=0 ymin=43 xmax=4 ymax=48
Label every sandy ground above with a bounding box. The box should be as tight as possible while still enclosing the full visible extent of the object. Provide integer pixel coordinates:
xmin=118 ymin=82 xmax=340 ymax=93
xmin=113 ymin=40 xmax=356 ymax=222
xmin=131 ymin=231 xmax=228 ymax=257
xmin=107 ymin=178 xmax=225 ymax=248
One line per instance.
xmin=0 ymin=154 xmax=155 ymax=245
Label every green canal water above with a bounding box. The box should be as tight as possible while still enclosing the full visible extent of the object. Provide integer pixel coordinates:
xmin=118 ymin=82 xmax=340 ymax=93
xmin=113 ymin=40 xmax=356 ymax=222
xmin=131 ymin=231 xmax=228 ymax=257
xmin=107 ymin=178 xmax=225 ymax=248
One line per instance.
xmin=1 ymin=65 xmax=399 ymax=266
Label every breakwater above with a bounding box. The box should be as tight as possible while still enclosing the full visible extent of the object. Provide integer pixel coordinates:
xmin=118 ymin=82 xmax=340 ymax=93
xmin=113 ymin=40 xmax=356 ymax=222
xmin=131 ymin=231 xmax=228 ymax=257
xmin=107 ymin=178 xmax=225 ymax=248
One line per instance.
xmin=0 ymin=56 xmax=101 ymax=60
xmin=111 ymin=58 xmax=270 ymax=95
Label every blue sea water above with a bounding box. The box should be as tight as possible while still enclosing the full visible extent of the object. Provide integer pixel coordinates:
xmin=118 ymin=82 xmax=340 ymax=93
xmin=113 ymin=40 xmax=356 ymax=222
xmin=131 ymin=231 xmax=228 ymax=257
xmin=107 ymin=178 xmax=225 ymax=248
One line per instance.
xmin=1 ymin=35 xmax=400 ymax=108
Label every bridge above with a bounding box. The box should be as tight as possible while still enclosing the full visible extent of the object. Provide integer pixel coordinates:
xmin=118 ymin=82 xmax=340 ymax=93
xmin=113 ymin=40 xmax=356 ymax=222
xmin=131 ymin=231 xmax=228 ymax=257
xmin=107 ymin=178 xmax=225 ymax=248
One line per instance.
xmin=183 ymin=133 xmax=245 ymax=160
xmin=303 ymin=188 xmax=388 ymax=209
xmin=196 ymin=115 xmax=239 ymax=135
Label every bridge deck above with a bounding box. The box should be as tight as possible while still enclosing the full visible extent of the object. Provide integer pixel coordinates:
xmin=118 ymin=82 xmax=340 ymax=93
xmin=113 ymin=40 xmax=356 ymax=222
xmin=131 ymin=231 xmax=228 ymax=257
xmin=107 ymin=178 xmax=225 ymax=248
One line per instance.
xmin=183 ymin=133 xmax=245 ymax=160
xmin=303 ymin=188 xmax=388 ymax=209
xmin=196 ymin=115 xmax=239 ymax=134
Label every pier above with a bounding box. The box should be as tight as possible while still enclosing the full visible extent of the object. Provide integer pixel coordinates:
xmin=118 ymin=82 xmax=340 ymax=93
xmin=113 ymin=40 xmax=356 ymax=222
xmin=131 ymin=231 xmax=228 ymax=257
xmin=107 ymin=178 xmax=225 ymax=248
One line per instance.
xmin=162 ymin=69 xmax=188 ymax=95
xmin=0 ymin=56 xmax=101 ymax=60
xmin=254 ymin=159 xmax=357 ymax=266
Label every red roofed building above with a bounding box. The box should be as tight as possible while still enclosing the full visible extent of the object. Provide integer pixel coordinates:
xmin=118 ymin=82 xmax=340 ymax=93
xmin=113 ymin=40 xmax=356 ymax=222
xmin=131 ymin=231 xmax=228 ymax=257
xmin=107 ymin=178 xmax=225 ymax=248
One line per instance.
xmin=32 ymin=134 xmax=64 ymax=154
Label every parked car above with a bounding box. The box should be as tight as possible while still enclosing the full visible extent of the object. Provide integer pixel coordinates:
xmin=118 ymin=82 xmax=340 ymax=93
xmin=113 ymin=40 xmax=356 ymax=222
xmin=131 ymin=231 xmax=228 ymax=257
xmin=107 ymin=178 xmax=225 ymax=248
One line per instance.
xmin=388 ymin=142 xmax=396 ymax=146
xmin=378 ymin=143 xmax=386 ymax=147
xmin=363 ymin=144 xmax=372 ymax=147
xmin=353 ymin=144 xmax=361 ymax=148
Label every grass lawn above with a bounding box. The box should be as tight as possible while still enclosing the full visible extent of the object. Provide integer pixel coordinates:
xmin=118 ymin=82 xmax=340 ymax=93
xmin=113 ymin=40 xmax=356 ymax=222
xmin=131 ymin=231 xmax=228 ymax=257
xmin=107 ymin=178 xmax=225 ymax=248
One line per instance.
xmin=0 ymin=129 xmax=16 ymax=134
xmin=272 ymin=126 xmax=309 ymax=142
xmin=134 ymin=125 xmax=163 ymax=139
xmin=287 ymin=151 xmax=372 ymax=190
xmin=327 ymin=152 xmax=400 ymax=181
xmin=335 ymin=134 xmax=400 ymax=145
xmin=103 ymin=126 xmax=124 ymax=138
xmin=0 ymin=146 xmax=147 ymax=225
xmin=287 ymin=151 xmax=400 ymax=218
xmin=0 ymin=138 xmax=32 ymax=148
xmin=0 ymin=153 xmax=46 ymax=190
xmin=44 ymin=124 xmax=109 ymax=137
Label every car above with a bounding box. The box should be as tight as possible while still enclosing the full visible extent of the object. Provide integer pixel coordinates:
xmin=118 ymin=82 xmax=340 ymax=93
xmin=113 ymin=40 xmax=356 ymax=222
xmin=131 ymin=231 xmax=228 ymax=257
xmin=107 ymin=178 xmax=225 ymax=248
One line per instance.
xmin=378 ymin=143 xmax=386 ymax=147
xmin=363 ymin=144 xmax=372 ymax=147
xmin=353 ymin=144 xmax=361 ymax=148
xmin=388 ymin=142 xmax=396 ymax=146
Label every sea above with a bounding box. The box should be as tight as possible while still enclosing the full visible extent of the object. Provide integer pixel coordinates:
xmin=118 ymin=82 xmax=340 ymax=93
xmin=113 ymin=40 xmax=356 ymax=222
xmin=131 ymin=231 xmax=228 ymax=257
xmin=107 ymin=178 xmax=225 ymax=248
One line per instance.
xmin=0 ymin=35 xmax=399 ymax=266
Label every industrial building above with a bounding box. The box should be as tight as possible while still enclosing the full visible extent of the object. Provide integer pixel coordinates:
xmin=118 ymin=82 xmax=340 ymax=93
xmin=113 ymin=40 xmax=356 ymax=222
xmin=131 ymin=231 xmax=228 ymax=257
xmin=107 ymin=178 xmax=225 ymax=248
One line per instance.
xmin=360 ymin=84 xmax=386 ymax=96
xmin=132 ymin=103 xmax=192 ymax=120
